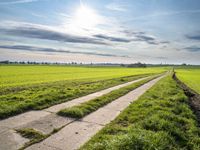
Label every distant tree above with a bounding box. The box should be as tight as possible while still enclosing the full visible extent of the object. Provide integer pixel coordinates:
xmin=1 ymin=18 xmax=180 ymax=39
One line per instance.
xmin=0 ymin=60 xmax=9 ymax=64
xmin=182 ymin=63 xmax=187 ymax=66
xmin=127 ymin=62 xmax=146 ymax=68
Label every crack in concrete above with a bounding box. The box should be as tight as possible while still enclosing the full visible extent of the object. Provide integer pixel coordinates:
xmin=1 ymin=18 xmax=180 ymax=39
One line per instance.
xmin=79 ymin=120 xmax=105 ymax=127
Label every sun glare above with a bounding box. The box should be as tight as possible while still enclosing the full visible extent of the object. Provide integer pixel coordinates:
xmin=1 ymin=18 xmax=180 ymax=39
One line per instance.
xmin=72 ymin=5 xmax=101 ymax=29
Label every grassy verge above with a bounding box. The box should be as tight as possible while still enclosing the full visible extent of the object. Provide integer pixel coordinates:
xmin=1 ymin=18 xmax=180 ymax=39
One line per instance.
xmin=58 ymin=75 xmax=159 ymax=118
xmin=80 ymin=75 xmax=200 ymax=150
xmin=0 ymin=73 xmax=155 ymax=119
xmin=173 ymin=73 xmax=200 ymax=126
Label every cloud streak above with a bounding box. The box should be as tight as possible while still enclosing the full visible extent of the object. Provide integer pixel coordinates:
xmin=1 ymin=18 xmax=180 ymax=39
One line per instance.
xmin=0 ymin=22 xmax=109 ymax=45
xmin=0 ymin=21 xmax=144 ymax=45
xmin=186 ymin=33 xmax=200 ymax=41
xmin=0 ymin=45 xmax=131 ymax=58
xmin=184 ymin=46 xmax=200 ymax=52
xmin=0 ymin=0 xmax=39 ymax=5
xmin=94 ymin=34 xmax=131 ymax=43
xmin=126 ymin=9 xmax=200 ymax=22
xmin=122 ymin=30 xmax=169 ymax=45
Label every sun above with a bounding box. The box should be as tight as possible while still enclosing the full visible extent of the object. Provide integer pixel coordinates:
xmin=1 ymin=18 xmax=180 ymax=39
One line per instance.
xmin=72 ymin=5 xmax=101 ymax=29
xmin=63 ymin=3 xmax=104 ymax=34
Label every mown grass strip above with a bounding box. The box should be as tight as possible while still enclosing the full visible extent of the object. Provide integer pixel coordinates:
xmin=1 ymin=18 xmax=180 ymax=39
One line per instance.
xmin=80 ymin=75 xmax=200 ymax=150
xmin=0 ymin=73 xmax=155 ymax=119
xmin=58 ymin=75 xmax=160 ymax=118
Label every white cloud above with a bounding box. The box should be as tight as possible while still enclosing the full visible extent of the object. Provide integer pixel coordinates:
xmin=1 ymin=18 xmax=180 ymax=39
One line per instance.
xmin=106 ymin=3 xmax=127 ymax=12
xmin=125 ymin=9 xmax=200 ymax=22
xmin=31 ymin=12 xmax=47 ymax=18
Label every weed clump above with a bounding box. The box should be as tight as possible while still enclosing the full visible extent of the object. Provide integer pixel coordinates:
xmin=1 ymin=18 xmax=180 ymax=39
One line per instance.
xmin=17 ymin=128 xmax=47 ymax=149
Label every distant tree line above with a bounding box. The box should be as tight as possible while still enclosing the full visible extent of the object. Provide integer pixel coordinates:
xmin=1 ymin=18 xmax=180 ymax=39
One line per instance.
xmin=0 ymin=60 xmax=76 ymax=65
xmin=0 ymin=60 xmax=198 ymax=67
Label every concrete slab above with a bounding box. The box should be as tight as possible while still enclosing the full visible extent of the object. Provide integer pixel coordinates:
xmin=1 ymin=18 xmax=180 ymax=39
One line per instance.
xmin=0 ymin=111 xmax=51 ymax=131
xmin=26 ymin=143 xmax=62 ymax=150
xmin=103 ymin=100 xmax=131 ymax=111
xmin=0 ymin=129 xmax=29 ymax=150
xmin=26 ymin=121 xmax=102 ymax=150
xmin=82 ymin=108 xmax=120 ymax=125
xmin=16 ymin=114 xmax=75 ymax=134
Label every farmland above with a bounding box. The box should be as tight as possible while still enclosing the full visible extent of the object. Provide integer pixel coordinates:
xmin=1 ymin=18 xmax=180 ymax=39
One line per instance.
xmin=0 ymin=65 xmax=167 ymax=88
xmin=0 ymin=65 xmax=167 ymax=119
xmin=175 ymin=67 xmax=200 ymax=94
xmin=1 ymin=65 xmax=200 ymax=150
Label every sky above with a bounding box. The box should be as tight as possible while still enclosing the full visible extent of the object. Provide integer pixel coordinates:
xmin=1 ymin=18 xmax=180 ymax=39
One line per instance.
xmin=0 ymin=0 xmax=200 ymax=64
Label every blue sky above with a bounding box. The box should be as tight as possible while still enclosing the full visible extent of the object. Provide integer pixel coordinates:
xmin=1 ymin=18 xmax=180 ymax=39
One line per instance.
xmin=0 ymin=0 xmax=200 ymax=64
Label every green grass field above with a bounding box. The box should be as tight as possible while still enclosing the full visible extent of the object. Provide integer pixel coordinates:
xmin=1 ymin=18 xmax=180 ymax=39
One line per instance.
xmin=81 ymin=74 xmax=200 ymax=150
xmin=1 ymin=65 xmax=200 ymax=149
xmin=0 ymin=65 xmax=167 ymax=119
xmin=175 ymin=67 xmax=200 ymax=94
xmin=0 ymin=65 xmax=167 ymax=89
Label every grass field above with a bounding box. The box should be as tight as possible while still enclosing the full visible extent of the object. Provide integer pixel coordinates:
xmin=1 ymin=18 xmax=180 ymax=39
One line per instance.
xmin=0 ymin=65 xmax=167 ymax=89
xmin=81 ymin=74 xmax=200 ymax=150
xmin=175 ymin=67 xmax=200 ymax=94
xmin=0 ymin=65 xmax=167 ymax=119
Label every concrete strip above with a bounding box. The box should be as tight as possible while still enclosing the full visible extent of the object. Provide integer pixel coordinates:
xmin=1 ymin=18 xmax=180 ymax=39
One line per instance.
xmin=44 ymin=75 xmax=152 ymax=113
xmin=26 ymin=75 xmax=165 ymax=150
xmin=17 ymin=76 xmax=154 ymax=134
xmin=13 ymin=76 xmax=152 ymax=134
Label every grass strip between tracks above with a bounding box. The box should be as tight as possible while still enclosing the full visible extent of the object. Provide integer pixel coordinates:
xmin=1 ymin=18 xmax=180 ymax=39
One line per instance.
xmin=58 ymin=75 xmax=160 ymax=118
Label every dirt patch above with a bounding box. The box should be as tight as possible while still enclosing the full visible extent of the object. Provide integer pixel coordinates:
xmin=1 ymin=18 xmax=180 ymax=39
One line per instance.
xmin=173 ymin=73 xmax=200 ymax=126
